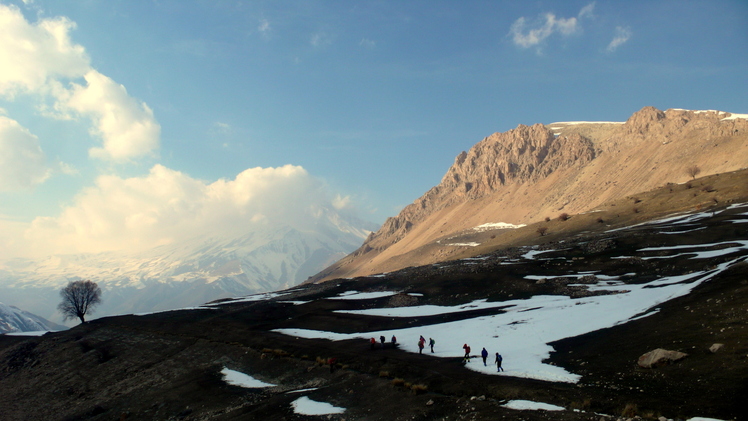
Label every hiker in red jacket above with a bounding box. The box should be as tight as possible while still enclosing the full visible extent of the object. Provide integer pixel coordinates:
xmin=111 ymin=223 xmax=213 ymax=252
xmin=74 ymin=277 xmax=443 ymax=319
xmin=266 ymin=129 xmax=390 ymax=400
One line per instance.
xmin=418 ymin=338 xmax=425 ymax=354
xmin=462 ymin=344 xmax=471 ymax=362
xmin=370 ymin=337 xmax=376 ymax=350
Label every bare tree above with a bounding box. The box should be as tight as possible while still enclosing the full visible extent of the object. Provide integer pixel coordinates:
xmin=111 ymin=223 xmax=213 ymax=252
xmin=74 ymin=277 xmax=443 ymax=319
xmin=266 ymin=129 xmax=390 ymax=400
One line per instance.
xmin=58 ymin=280 xmax=102 ymax=323
xmin=686 ymin=165 xmax=701 ymax=179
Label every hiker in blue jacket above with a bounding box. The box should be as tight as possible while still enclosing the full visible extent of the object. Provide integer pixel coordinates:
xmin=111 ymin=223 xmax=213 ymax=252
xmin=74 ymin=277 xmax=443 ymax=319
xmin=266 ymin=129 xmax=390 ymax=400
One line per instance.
xmin=495 ymin=352 xmax=504 ymax=372
xmin=481 ymin=347 xmax=488 ymax=366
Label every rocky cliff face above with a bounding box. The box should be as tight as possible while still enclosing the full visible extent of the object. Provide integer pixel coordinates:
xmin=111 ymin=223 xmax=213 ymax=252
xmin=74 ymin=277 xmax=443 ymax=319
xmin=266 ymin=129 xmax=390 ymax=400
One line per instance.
xmin=313 ymin=107 xmax=748 ymax=282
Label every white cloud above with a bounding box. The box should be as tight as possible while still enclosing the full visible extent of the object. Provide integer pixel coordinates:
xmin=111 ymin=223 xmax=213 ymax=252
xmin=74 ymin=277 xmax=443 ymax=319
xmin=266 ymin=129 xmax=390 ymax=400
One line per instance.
xmin=21 ymin=164 xmax=346 ymax=256
xmin=0 ymin=4 xmax=160 ymax=162
xmin=0 ymin=4 xmax=89 ymax=96
xmin=509 ymin=3 xmax=595 ymax=49
xmin=0 ymin=115 xmax=50 ymax=191
xmin=332 ymin=194 xmax=352 ymax=210
xmin=359 ymin=38 xmax=376 ymax=49
xmin=258 ymin=18 xmax=271 ymax=39
xmin=63 ymin=70 xmax=161 ymax=161
xmin=607 ymin=26 xmax=632 ymax=52
xmin=310 ymin=32 xmax=332 ymax=47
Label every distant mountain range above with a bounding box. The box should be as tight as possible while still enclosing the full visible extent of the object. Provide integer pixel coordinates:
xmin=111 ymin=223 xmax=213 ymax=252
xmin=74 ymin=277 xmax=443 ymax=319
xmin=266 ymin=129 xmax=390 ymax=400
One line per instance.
xmin=0 ymin=302 xmax=66 ymax=334
xmin=0 ymin=208 xmax=377 ymax=324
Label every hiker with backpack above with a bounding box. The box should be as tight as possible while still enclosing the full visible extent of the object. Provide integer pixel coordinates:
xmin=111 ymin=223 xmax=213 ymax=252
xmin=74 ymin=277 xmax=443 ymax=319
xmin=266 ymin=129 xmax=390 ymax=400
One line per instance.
xmin=495 ymin=352 xmax=504 ymax=372
xmin=418 ymin=338 xmax=425 ymax=354
xmin=429 ymin=337 xmax=435 ymax=353
xmin=462 ymin=344 xmax=471 ymax=362
xmin=481 ymin=347 xmax=488 ymax=366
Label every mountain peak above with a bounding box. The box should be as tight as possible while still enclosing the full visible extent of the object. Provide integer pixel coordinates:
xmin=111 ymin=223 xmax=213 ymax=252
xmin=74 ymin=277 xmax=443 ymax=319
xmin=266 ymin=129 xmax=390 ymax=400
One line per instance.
xmin=312 ymin=106 xmax=748 ymax=282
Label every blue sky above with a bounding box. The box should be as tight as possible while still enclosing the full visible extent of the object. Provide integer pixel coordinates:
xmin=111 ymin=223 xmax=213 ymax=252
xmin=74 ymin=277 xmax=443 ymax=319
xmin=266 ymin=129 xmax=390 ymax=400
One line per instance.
xmin=0 ymin=0 xmax=746 ymax=258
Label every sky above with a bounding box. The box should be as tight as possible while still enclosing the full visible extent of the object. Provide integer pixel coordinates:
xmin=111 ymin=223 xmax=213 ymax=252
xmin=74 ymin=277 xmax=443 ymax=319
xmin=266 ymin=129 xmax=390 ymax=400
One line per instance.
xmin=0 ymin=0 xmax=746 ymax=259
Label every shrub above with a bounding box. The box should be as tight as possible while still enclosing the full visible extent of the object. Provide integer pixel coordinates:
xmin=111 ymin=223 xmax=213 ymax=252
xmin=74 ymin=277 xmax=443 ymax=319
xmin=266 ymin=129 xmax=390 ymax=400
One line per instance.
xmin=272 ymin=349 xmax=289 ymax=357
xmin=686 ymin=165 xmax=701 ymax=179
xmin=558 ymin=213 xmax=569 ymax=221
xmin=536 ymin=227 xmax=548 ymax=236
xmin=379 ymin=371 xmax=390 ymax=378
xmin=702 ymin=185 xmax=716 ymax=192
xmin=621 ymin=403 xmax=638 ymax=418
xmin=633 ymin=207 xmax=640 ymax=213
xmin=411 ymin=384 xmax=428 ymax=394
xmin=596 ymin=217 xmax=604 ymax=223
xmin=391 ymin=378 xmax=405 ymax=387
xmin=544 ymin=216 xmax=551 ymax=222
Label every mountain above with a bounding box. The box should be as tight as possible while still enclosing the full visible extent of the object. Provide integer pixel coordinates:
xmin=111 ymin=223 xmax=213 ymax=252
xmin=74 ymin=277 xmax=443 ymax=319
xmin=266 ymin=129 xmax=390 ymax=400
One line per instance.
xmin=1 ymin=199 xmax=746 ymax=420
xmin=312 ymin=107 xmax=748 ymax=282
xmin=0 ymin=208 xmax=377 ymax=323
xmin=0 ymin=302 xmax=65 ymax=334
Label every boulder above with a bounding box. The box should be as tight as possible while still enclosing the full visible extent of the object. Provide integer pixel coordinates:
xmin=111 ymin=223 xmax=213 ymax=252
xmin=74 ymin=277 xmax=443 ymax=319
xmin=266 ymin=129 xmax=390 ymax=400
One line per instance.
xmin=637 ymin=348 xmax=688 ymax=368
xmin=709 ymin=343 xmax=724 ymax=353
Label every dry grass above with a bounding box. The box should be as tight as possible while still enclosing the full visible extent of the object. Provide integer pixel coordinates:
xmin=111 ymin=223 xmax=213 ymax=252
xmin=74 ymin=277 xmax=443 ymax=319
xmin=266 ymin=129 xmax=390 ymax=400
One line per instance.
xmin=451 ymin=168 xmax=748 ymax=261
xmin=390 ymin=378 xmax=405 ymax=387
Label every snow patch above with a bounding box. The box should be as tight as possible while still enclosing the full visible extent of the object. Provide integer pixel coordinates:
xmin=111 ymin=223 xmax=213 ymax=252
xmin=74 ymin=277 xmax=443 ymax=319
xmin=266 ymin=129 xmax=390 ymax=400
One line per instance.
xmin=473 ymin=222 xmax=526 ymax=231
xmin=328 ymin=291 xmax=399 ymax=300
xmin=502 ymin=400 xmax=565 ymax=411
xmin=291 ymin=396 xmax=345 ymax=415
xmin=220 ymin=367 xmax=275 ymax=388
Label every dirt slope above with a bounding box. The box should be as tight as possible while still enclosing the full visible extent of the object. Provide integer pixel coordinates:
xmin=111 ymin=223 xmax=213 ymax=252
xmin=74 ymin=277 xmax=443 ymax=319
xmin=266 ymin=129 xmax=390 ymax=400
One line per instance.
xmin=313 ymin=107 xmax=748 ymax=282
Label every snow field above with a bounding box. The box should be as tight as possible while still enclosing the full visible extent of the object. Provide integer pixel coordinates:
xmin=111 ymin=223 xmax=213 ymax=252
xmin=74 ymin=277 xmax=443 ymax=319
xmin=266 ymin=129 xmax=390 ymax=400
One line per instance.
xmin=274 ymin=258 xmax=739 ymax=383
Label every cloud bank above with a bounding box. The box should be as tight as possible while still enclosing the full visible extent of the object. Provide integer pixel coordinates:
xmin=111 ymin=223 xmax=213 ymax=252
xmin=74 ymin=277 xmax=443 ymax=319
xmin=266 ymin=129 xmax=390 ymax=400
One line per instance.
xmin=0 ymin=4 xmax=160 ymax=166
xmin=18 ymin=164 xmax=342 ymax=258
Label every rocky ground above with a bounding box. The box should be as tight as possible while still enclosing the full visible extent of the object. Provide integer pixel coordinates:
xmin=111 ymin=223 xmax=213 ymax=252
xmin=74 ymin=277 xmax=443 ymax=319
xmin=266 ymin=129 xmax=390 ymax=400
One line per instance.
xmin=1 ymin=203 xmax=747 ymax=421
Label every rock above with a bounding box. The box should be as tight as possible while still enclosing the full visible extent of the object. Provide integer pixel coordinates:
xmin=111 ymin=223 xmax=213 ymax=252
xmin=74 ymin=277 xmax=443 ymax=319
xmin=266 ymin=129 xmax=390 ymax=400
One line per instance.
xmin=426 ymin=399 xmax=434 ymax=406
xmin=637 ymin=348 xmax=688 ymax=368
xmin=709 ymin=343 xmax=724 ymax=353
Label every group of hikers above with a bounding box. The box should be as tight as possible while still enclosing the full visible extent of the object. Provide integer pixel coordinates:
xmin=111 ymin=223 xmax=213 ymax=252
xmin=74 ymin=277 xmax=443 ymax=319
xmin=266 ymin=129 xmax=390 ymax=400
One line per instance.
xmin=463 ymin=343 xmax=504 ymax=372
xmin=369 ymin=335 xmax=504 ymax=372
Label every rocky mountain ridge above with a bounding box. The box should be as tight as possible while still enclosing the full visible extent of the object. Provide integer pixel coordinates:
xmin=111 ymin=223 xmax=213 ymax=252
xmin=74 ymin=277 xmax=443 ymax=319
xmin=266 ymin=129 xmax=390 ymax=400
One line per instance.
xmin=313 ymin=106 xmax=748 ymax=282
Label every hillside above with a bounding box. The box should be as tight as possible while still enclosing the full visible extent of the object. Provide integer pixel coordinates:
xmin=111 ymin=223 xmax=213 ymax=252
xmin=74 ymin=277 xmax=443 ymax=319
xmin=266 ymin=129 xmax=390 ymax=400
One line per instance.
xmin=1 ymin=199 xmax=747 ymax=420
xmin=312 ymin=107 xmax=748 ymax=282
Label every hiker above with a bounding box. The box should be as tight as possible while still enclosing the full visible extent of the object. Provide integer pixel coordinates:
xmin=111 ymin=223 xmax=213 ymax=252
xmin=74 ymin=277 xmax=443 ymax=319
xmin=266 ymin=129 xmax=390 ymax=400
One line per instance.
xmin=391 ymin=335 xmax=397 ymax=345
xmin=420 ymin=335 xmax=425 ymax=344
xmin=328 ymin=357 xmax=337 ymax=373
xmin=481 ymin=348 xmax=488 ymax=366
xmin=429 ymin=337 xmax=435 ymax=353
xmin=495 ymin=352 xmax=504 ymax=372
xmin=418 ymin=338 xmax=425 ymax=354
xmin=370 ymin=337 xmax=376 ymax=350
xmin=462 ymin=344 xmax=471 ymax=362
xmin=380 ymin=335 xmax=386 ymax=346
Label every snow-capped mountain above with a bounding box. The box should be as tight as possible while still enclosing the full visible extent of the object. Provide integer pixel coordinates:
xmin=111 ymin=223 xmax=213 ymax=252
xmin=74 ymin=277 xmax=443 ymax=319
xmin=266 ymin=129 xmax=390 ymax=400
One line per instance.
xmin=0 ymin=209 xmax=376 ymax=324
xmin=0 ymin=302 xmax=66 ymax=334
